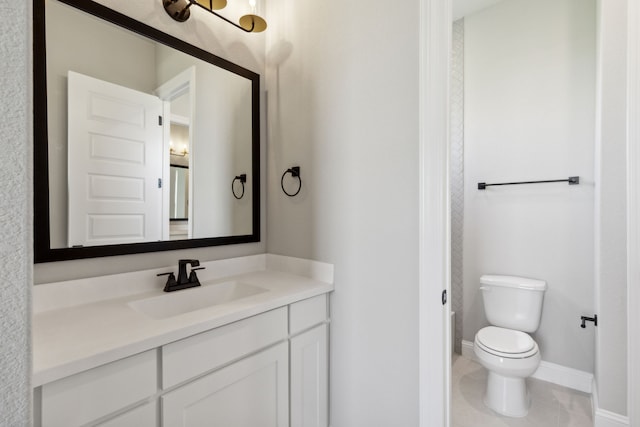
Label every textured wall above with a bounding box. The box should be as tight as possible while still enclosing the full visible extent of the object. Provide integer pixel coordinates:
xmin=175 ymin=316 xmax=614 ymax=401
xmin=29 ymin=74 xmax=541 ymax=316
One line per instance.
xmin=0 ymin=0 xmax=32 ymax=424
xmin=450 ymin=19 xmax=465 ymax=355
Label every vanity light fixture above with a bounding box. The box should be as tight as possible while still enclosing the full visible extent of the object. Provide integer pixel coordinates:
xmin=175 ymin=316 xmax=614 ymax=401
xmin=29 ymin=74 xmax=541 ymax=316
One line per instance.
xmin=162 ymin=0 xmax=267 ymax=33
xmin=169 ymin=142 xmax=189 ymax=157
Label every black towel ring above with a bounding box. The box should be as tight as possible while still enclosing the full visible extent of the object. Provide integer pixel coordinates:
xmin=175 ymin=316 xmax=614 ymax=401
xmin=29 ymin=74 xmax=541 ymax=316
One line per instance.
xmin=232 ymin=174 xmax=247 ymax=199
xmin=281 ymin=166 xmax=302 ymax=197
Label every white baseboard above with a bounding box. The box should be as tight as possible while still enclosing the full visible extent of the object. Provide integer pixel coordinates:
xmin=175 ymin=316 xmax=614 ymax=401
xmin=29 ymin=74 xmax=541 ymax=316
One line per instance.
xmin=533 ymin=360 xmax=593 ymax=393
xmin=461 ymin=339 xmax=475 ymax=360
xmin=592 ymin=380 xmax=629 ymax=427
xmin=460 ymin=340 xmax=593 ymax=393
xmin=594 ymin=409 xmax=630 ymax=427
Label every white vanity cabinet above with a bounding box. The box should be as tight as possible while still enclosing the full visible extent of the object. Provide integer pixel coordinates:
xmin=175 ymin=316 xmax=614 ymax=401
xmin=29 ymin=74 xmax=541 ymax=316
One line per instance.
xmin=36 ymin=294 xmax=330 ymax=427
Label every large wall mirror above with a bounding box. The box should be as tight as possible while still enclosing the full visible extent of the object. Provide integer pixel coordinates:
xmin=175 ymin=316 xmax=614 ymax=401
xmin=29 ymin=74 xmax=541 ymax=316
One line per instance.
xmin=34 ymin=0 xmax=260 ymax=263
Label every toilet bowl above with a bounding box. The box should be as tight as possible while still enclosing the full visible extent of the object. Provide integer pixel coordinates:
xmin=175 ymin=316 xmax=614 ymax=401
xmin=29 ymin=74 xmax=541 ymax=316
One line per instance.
xmin=474 ymin=326 xmax=541 ymax=417
xmin=475 ymin=275 xmax=547 ymax=417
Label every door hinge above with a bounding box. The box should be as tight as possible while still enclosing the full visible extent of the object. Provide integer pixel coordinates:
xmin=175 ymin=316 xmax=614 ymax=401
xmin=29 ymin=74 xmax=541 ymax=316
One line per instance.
xmin=158 ymin=178 xmax=162 ymax=188
xmin=441 ymin=289 xmax=447 ymax=305
xmin=159 ymin=115 xmax=163 ymax=126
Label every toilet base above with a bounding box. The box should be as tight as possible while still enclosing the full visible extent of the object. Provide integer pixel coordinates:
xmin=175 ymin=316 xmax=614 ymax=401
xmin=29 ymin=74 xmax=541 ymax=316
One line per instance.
xmin=484 ymin=371 xmax=531 ymax=417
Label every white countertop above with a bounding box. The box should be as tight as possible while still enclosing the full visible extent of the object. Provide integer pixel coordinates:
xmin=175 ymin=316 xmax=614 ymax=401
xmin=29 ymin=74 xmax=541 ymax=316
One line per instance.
xmin=33 ymin=255 xmax=334 ymax=387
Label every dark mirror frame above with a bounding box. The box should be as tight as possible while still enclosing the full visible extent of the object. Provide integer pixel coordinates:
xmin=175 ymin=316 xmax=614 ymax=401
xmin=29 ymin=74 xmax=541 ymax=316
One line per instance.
xmin=33 ymin=0 xmax=260 ymax=263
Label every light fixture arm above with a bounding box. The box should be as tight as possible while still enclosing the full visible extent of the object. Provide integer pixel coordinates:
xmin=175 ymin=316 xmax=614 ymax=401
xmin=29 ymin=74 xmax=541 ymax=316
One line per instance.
xmin=189 ymin=1 xmax=255 ymax=32
xmin=162 ymin=0 xmax=265 ymax=33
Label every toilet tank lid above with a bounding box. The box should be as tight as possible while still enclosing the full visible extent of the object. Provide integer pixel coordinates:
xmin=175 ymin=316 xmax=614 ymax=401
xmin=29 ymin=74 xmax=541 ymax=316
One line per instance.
xmin=480 ymin=274 xmax=547 ymax=291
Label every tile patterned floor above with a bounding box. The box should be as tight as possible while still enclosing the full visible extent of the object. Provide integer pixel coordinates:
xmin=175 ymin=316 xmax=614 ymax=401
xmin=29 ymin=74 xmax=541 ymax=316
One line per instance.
xmin=452 ymin=354 xmax=593 ymax=427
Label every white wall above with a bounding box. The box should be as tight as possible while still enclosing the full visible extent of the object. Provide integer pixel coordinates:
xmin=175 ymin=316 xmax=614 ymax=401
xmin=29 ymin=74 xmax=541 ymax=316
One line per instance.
xmin=189 ymin=67 xmax=251 ymax=237
xmin=0 ymin=0 xmax=32 ymax=423
xmin=265 ymin=0 xmax=421 ymax=425
xmin=594 ymin=0 xmax=628 ymax=417
xmin=462 ymin=0 xmax=597 ymax=373
xmin=34 ymin=0 xmax=267 ymax=284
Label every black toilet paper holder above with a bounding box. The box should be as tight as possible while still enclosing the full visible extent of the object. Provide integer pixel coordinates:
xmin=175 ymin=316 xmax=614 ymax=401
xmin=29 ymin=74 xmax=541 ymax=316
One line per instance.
xmin=580 ymin=314 xmax=598 ymax=328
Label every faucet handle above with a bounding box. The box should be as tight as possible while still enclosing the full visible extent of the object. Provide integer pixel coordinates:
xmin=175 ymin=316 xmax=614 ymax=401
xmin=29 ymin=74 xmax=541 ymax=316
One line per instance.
xmin=157 ymin=271 xmax=175 ymax=277
xmin=157 ymin=272 xmax=178 ymax=292
xmin=188 ymin=267 xmax=205 ymax=286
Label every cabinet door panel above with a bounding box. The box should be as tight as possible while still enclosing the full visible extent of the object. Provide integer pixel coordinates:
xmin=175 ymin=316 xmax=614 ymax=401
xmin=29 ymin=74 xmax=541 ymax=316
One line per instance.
xmin=290 ymin=324 xmax=328 ymax=427
xmin=162 ymin=342 xmax=289 ymax=427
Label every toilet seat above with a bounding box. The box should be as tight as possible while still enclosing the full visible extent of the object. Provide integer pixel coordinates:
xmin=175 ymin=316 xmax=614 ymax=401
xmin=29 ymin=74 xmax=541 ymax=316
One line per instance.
xmin=475 ymin=326 xmax=538 ymax=359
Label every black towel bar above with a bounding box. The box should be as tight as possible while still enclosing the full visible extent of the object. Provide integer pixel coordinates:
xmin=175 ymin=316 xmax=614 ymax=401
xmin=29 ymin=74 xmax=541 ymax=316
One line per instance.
xmin=478 ymin=176 xmax=579 ymax=190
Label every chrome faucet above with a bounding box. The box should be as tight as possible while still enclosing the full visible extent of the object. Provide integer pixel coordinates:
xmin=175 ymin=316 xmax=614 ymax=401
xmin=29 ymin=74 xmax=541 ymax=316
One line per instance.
xmin=157 ymin=259 xmax=205 ymax=292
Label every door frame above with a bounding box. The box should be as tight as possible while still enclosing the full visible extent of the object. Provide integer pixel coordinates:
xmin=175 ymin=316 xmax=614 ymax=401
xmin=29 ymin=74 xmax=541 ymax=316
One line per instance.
xmin=418 ymin=0 xmax=452 ymax=426
xmin=155 ymin=66 xmax=196 ymax=240
xmin=627 ymin=0 xmax=640 ymax=423
xmin=418 ymin=1 xmax=639 ymax=425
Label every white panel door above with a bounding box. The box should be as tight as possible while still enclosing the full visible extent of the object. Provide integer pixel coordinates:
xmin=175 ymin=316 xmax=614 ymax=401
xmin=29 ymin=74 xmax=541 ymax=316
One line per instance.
xmin=290 ymin=324 xmax=329 ymax=427
xmin=67 ymin=71 xmax=164 ymax=247
xmin=162 ymin=342 xmax=289 ymax=427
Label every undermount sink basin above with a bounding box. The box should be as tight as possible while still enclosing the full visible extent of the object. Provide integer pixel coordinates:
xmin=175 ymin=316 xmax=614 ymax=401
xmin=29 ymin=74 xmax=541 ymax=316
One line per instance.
xmin=128 ymin=281 xmax=268 ymax=319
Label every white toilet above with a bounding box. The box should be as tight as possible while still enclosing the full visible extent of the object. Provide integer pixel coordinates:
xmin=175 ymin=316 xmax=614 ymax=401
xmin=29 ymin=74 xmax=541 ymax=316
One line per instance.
xmin=473 ymin=274 xmax=547 ymax=417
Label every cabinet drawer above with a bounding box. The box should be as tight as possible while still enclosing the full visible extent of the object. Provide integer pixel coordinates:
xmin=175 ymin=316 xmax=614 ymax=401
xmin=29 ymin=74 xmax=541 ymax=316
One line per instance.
xmin=41 ymin=350 xmax=157 ymax=427
xmin=162 ymin=307 xmax=288 ymax=388
xmin=290 ymin=294 xmax=328 ymax=335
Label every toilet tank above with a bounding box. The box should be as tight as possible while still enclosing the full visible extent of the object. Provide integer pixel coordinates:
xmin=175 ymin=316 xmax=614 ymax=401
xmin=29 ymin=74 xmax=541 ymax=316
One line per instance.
xmin=480 ymin=275 xmax=547 ymax=333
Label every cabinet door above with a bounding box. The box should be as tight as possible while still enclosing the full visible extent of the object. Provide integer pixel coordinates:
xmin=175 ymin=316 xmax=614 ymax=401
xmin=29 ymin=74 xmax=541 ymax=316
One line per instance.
xmin=162 ymin=342 xmax=289 ymax=427
xmin=290 ymin=324 xmax=328 ymax=427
